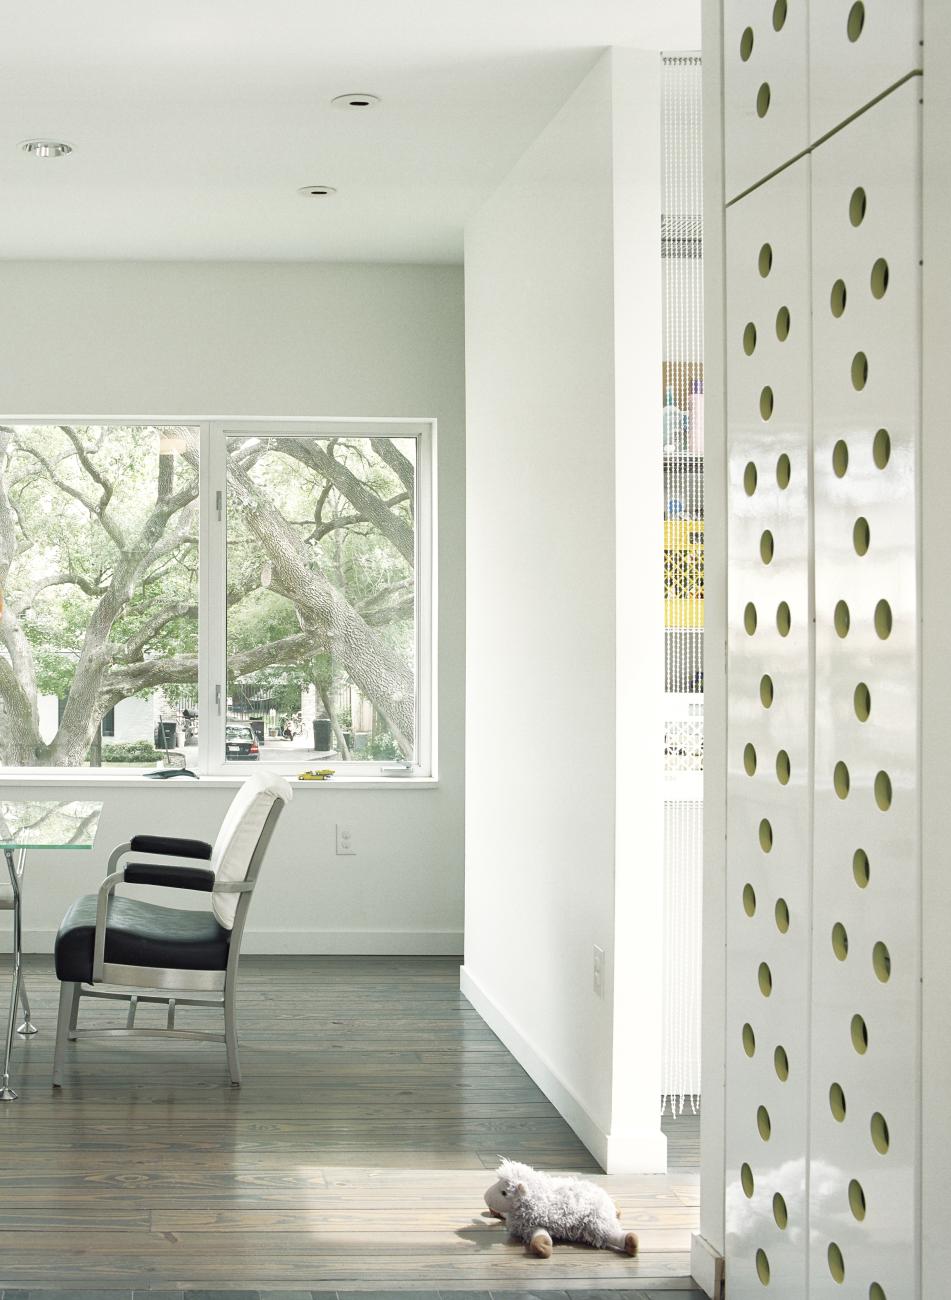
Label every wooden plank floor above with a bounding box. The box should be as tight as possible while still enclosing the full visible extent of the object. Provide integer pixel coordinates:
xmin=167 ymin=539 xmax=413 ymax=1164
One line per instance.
xmin=0 ymin=956 xmax=699 ymax=1292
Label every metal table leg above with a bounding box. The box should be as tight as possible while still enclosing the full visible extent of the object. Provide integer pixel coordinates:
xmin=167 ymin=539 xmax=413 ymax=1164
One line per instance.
xmin=15 ymin=848 xmax=36 ymax=1036
xmin=1 ymin=846 xmax=23 ymax=1100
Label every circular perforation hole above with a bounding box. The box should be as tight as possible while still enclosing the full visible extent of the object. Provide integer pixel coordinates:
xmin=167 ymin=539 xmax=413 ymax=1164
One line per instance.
xmin=832 ymin=921 xmax=849 ymax=960
xmin=756 ymin=1248 xmax=771 ymax=1285
xmin=834 ymin=600 xmax=851 ymax=638
xmin=870 ymin=1111 xmax=890 ymax=1154
xmin=870 ymin=1285 xmax=887 ymax=1300
xmin=741 ymin=1162 xmax=755 ymax=1197
xmin=774 ymin=898 xmax=790 ymax=933
xmin=760 ymin=385 xmax=774 ymax=420
xmin=831 ymin=278 xmax=847 ymax=317
xmin=758 ymin=962 xmax=773 ymax=997
xmin=847 ymin=1 xmax=865 ymax=41
xmin=760 ymin=674 xmax=774 ymax=708
xmin=743 ymin=883 xmax=757 ymax=917
xmin=773 ymin=1191 xmax=788 ymax=1229
xmin=828 ymin=1241 xmax=846 ymax=1283
xmin=873 ymin=428 xmax=891 ymax=469
xmin=744 ymin=602 xmax=758 ymax=635
xmin=744 ymin=461 xmax=758 ymax=495
xmin=776 ymin=750 xmax=791 ymax=784
xmin=854 ymin=682 xmax=871 ymax=721
xmin=740 ymin=26 xmax=755 ymax=60
xmin=759 ymin=819 xmax=773 ymax=853
xmin=853 ymin=516 xmax=870 ymax=556
xmin=871 ymin=257 xmax=889 ymax=298
xmin=853 ymin=848 xmax=870 ymax=888
xmin=875 ymin=770 xmax=893 ymax=811
xmin=848 ymin=1179 xmax=866 ymax=1222
xmin=834 ymin=761 xmax=851 ymax=799
xmin=851 ymin=351 xmax=869 ymax=390
xmin=873 ymin=940 xmax=891 ymax=982
xmin=756 ymin=1104 xmax=771 ymax=1140
xmin=851 ymin=1013 xmax=868 ymax=1055
xmin=774 ymin=1044 xmax=789 ymax=1081
xmin=742 ymin=1021 xmax=757 ymax=1056
xmin=776 ymin=452 xmax=791 ymax=488
xmin=832 ymin=439 xmax=849 ymax=477
xmin=776 ymin=601 xmax=791 ymax=636
xmin=849 ymin=186 xmax=867 ymax=227
xmin=744 ymin=742 xmax=758 ymax=776
xmin=874 ymin=599 xmax=892 ymax=639
xmin=776 ymin=305 xmax=791 ymax=340
xmin=760 ymin=529 xmax=774 ymax=564
xmin=756 ymin=83 xmax=771 ymax=118
xmin=830 ymin=1082 xmax=847 ymax=1121
xmin=743 ymin=321 xmax=758 ymax=355
xmin=758 ymin=243 xmax=773 ymax=277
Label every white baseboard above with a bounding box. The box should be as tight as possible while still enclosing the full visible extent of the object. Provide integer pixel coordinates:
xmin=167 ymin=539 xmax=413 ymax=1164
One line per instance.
xmin=1 ymin=928 xmax=464 ymax=957
xmin=690 ymin=1232 xmax=725 ymax=1299
xmin=460 ymin=965 xmax=668 ymax=1174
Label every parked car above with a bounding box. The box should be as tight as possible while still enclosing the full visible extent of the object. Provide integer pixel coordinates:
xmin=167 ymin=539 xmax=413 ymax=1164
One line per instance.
xmin=225 ymin=722 xmax=260 ymax=760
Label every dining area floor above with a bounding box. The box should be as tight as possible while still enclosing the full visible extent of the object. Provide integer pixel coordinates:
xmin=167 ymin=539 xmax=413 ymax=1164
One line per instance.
xmin=0 ymin=955 xmax=700 ymax=1293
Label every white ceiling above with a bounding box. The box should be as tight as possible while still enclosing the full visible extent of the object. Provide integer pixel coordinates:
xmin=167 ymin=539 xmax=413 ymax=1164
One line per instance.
xmin=0 ymin=1 xmax=700 ymax=263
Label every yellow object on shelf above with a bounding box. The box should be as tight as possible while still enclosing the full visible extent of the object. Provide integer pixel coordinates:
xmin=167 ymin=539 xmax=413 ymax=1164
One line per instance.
xmin=664 ymin=518 xmax=704 ymax=628
xmin=298 ymin=768 xmax=336 ymax=781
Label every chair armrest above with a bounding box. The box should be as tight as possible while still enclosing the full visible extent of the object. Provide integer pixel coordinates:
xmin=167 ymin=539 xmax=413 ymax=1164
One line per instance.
xmin=124 ymin=863 xmax=215 ymax=891
xmin=93 ymin=871 xmax=125 ymax=983
xmin=129 ymin=834 xmax=213 ymax=860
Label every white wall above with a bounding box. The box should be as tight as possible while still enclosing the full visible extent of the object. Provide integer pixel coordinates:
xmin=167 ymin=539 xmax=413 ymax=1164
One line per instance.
xmin=0 ymin=260 xmax=465 ymax=954
xmin=462 ymin=48 xmax=666 ymax=1173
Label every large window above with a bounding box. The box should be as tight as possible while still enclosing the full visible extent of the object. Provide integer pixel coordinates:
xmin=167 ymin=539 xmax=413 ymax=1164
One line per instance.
xmin=0 ymin=420 xmax=434 ymax=776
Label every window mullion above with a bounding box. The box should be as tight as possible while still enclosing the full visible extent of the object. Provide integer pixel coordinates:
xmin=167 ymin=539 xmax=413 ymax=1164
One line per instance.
xmin=198 ymin=423 xmax=227 ymax=775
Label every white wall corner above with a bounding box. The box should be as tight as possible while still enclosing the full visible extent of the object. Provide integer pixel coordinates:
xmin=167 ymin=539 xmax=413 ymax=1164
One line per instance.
xmin=690 ymin=1232 xmax=725 ymax=1299
xmin=461 ymin=965 xmax=666 ymax=1173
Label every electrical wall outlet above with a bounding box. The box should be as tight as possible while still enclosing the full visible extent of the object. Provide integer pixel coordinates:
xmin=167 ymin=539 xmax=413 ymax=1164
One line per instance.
xmin=593 ymin=945 xmax=605 ymax=998
xmin=336 ymin=824 xmax=355 ymax=856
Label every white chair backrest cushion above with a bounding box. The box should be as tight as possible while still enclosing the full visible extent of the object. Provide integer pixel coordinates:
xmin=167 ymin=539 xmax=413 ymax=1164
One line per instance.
xmin=211 ymin=772 xmax=293 ymax=929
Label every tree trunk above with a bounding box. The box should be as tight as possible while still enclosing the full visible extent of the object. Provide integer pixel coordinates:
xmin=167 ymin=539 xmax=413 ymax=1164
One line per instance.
xmin=228 ymin=457 xmax=416 ymax=751
xmin=319 ymin=686 xmax=351 ymax=760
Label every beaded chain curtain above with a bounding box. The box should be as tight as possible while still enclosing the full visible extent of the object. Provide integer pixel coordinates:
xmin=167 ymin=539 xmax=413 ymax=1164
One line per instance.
xmin=661 ymin=52 xmax=703 ymax=1116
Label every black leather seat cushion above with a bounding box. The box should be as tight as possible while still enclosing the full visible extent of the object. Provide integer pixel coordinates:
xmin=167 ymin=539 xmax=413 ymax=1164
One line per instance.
xmin=55 ymin=894 xmax=230 ymax=983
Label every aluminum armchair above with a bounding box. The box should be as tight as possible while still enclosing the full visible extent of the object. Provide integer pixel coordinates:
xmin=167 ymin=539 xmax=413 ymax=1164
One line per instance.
xmin=52 ymin=772 xmax=292 ymax=1087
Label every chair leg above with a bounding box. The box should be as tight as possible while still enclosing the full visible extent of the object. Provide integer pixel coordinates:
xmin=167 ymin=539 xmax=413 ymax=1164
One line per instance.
xmin=53 ymin=982 xmax=79 ymax=1088
xmin=224 ymin=978 xmax=241 ymax=1086
xmin=17 ymin=970 xmax=38 ymax=1036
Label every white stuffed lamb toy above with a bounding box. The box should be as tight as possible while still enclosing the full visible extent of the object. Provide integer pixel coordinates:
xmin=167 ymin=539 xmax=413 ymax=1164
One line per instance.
xmin=484 ymin=1158 xmax=639 ymax=1258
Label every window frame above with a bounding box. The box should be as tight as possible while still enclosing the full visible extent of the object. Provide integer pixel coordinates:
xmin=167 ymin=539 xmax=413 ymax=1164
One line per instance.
xmin=0 ymin=415 xmax=437 ymax=783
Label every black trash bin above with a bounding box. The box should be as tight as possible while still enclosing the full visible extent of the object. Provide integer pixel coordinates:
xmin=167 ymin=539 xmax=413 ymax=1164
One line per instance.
xmin=312 ymin=717 xmax=333 ymax=750
xmin=248 ymin=717 xmax=266 ymax=745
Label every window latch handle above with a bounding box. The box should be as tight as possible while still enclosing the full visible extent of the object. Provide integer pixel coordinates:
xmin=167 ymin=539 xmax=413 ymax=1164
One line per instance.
xmin=215 ymin=684 xmax=222 ymax=715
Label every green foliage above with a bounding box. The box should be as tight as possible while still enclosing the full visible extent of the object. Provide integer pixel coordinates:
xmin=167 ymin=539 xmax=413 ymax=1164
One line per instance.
xmin=365 ymin=730 xmax=401 ymax=761
xmin=102 ymin=740 xmax=162 ymax=764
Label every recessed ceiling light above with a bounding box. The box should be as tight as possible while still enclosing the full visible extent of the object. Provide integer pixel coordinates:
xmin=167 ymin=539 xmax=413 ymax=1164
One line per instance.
xmin=20 ymin=139 xmax=73 ymax=158
xmin=332 ymin=93 xmax=381 ymax=111
xmin=297 ymin=184 xmax=337 ymax=198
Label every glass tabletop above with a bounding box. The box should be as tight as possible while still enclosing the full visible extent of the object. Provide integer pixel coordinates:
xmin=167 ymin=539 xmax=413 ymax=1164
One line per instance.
xmin=0 ymin=800 xmax=103 ymax=850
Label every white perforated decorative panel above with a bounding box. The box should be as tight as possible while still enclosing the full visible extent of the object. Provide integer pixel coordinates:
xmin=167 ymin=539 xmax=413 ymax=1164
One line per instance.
xmin=724 ymin=157 xmax=812 ymax=1300
xmin=723 ymin=0 xmax=809 ymax=201
xmin=808 ymin=80 xmax=921 ymax=1300
xmin=809 ymin=1 xmax=923 ymax=143
xmin=720 ymin=1 xmax=923 ymax=1295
